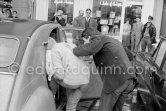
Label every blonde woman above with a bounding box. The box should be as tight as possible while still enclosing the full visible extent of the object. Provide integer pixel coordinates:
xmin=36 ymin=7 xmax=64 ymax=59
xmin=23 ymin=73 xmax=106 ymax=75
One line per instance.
xmin=46 ymin=37 xmax=90 ymax=111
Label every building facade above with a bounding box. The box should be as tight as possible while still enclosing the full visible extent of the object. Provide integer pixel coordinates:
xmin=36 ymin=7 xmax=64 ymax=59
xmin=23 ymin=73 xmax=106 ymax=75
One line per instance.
xmin=12 ymin=0 xmax=164 ymax=39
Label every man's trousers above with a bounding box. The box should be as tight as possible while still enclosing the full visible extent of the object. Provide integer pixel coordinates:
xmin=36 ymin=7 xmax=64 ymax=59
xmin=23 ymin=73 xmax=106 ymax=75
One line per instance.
xmin=99 ymin=79 xmax=136 ymax=111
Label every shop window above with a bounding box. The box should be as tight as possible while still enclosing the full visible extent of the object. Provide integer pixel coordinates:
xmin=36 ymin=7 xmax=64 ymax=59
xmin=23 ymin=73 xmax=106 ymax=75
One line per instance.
xmin=93 ymin=0 xmax=122 ymax=36
xmin=124 ymin=5 xmax=142 ymax=26
xmin=48 ymin=0 xmax=74 ymax=25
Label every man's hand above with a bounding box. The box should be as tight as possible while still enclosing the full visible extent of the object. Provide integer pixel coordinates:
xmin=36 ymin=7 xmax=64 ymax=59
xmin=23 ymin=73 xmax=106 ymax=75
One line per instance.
xmin=83 ymin=36 xmax=90 ymax=44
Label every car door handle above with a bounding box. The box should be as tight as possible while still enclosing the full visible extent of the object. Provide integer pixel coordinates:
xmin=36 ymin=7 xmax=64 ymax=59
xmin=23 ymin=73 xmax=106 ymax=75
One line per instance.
xmin=42 ymin=42 xmax=48 ymax=46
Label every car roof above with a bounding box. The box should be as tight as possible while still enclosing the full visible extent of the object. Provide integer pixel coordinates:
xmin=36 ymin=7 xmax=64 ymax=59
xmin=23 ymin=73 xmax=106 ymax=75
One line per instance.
xmin=0 ymin=19 xmax=56 ymax=37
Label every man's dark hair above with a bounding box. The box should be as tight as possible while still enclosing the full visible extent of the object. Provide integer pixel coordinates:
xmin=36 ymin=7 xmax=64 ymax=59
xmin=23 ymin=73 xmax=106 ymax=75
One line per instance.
xmin=148 ymin=16 xmax=153 ymax=20
xmin=86 ymin=9 xmax=91 ymax=12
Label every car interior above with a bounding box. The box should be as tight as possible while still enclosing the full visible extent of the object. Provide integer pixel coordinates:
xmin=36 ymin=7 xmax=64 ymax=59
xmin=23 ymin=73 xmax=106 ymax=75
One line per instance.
xmin=49 ymin=28 xmax=58 ymax=42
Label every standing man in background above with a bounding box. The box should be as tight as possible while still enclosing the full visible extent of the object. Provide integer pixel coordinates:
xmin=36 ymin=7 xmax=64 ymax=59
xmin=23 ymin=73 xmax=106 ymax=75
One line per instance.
xmin=73 ymin=10 xmax=84 ymax=27
xmin=141 ymin=16 xmax=156 ymax=54
xmin=84 ymin=9 xmax=97 ymax=29
xmin=131 ymin=16 xmax=144 ymax=53
xmin=72 ymin=10 xmax=85 ymax=45
xmin=50 ymin=10 xmax=66 ymax=26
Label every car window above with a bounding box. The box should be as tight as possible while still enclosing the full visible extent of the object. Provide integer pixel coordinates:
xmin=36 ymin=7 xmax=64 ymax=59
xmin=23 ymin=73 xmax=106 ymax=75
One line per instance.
xmin=49 ymin=28 xmax=59 ymax=41
xmin=0 ymin=37 xmax=19 ymax=67
xmin=154 ymin=41 xmax=166 ymax=68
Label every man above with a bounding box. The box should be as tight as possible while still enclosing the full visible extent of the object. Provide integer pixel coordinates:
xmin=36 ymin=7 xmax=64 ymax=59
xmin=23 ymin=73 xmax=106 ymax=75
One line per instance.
xmin=72 ymin=10 xmax=85 ymax=46
xmin=131 ymin=16 xmax=144 ymax=53
xmin=141 ymin=16 xmax=156 ymax=54
xmin=46 ymin=37 xmax=90 ymax=111
xmin=72 ymin=28 xmax=137 ymax=111
xmin=84 ymin=9 xmax=97 ymax=29
xmin=51 ymin=10 xmax=66 ymax=26
xmin=73 ymin=10 xmax=84 ymax=27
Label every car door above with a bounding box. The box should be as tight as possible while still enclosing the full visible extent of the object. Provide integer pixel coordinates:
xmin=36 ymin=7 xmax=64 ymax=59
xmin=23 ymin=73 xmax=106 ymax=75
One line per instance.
xmin=152 ymin=38 xmax=166 ymax=100
xmin=9 ymin=23 xmax=61 ymax=111
xmin=0 ymin=35 xmax=20 ymax=111
xmin=137 ymin=37 xmax=166 ymax=111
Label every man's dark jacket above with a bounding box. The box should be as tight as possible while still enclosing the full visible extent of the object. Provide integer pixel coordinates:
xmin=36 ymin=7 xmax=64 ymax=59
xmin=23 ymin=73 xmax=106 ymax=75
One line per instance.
xmin=142 ymin=22 xmax=156 ymax=44
xmin=73 ymin=35 xmax=136 ymax=93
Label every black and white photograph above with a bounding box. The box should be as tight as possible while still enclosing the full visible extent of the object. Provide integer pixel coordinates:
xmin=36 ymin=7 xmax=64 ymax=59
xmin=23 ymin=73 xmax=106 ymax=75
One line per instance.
xmin=0 ymin=0 xmax=166 ymax=111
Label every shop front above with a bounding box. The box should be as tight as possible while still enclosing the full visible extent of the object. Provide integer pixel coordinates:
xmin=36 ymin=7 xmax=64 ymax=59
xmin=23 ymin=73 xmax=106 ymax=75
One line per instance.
xmin=92 ymin=0 xmax=155 ymax=40
xmin=12 ymin=0 xmax=161 ymax=40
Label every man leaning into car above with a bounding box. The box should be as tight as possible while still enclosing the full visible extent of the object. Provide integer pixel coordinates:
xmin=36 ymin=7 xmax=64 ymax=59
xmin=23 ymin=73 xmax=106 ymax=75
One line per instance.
xmin=72 ymin=27 xmax=137 ymax=111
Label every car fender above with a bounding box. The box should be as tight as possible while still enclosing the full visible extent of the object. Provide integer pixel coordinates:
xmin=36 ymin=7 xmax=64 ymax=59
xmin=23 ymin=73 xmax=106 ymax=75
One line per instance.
xmin=21 ymin=86 xmax=56 ymax=111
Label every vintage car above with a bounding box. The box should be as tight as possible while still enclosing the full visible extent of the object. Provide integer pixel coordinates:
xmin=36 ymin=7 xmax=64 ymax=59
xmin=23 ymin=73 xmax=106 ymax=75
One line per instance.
xmin=0 ymin=19 xmax=102 ymax=111
xmin=134 ymin=35 xmax=166 ymax=111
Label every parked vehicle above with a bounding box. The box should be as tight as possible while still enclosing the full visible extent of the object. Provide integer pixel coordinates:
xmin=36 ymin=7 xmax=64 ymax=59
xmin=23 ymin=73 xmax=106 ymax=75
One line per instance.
xmin=0 ymin=19 xmax=102 ymax=111
xmin=135 ymin=35 xmax=166 ymax=111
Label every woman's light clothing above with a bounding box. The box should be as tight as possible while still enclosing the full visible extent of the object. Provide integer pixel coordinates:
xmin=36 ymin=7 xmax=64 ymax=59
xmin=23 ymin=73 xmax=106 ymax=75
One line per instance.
xmin=49 ymin=43 xmax=90 ymax=86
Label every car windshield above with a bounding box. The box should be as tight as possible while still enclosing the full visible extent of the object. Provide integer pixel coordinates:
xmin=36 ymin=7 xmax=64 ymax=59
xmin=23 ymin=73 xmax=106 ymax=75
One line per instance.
xmin=63 ymin=29 xmax=83 ymax=43
xmin=0 ymin=37 xmax=19 ymax=67
xmin=154 ymin=41 xmax=166 ymax=68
